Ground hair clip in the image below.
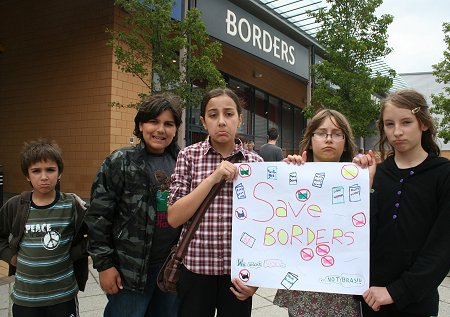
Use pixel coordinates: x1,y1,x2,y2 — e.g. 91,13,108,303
411,107,420,114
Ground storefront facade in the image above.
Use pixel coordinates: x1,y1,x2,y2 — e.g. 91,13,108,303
0,0,323,197
188,0,324,155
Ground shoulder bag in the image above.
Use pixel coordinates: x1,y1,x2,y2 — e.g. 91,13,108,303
157,152,241,293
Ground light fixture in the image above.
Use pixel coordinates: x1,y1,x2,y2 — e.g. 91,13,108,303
253,71,263,78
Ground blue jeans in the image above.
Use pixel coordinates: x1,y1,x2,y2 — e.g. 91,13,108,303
104,264,178,317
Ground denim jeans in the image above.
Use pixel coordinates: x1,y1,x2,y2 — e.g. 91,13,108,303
104,263,178,317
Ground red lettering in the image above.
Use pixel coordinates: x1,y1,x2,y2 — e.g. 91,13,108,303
253,182,275,222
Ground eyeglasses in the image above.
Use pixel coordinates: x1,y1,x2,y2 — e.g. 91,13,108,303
312,132,345,140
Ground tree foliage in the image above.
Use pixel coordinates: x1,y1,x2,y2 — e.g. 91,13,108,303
308,0,394,137
109,0,225,108
431,22,450,143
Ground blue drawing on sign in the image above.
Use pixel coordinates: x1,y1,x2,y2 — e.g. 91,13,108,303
240,232,256,248
235,183,246,199
289,172,297,185
312,172,325,188
332,186,345,204
281,272,299,289
267,166,277,180
349,184,361,202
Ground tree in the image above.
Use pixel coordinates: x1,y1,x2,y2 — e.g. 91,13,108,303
431,22,450,143
308,0,394,137
109,0,225,108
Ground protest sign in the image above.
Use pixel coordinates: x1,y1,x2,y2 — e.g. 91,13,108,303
231,162,369,295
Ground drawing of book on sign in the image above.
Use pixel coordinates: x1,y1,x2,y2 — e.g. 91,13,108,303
312,172,325,188
235,183,246,199
289,172,298,185
332,186,345,204
349,184,361,202
267,166,277,180
240,232,256,248
281,272,299,289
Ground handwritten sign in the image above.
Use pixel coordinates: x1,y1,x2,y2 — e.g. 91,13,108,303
231,162,369,295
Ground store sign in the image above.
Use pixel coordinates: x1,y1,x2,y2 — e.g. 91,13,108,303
196,0,309,78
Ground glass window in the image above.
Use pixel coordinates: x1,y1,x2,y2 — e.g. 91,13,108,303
268,96,280,131
281,102,293,155
229,79,252,136
293,107,304,153
254,89,267,151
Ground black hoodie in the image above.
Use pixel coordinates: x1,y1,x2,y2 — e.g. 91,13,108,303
368,154,450,316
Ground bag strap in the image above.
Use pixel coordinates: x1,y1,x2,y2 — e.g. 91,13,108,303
175,152,242,260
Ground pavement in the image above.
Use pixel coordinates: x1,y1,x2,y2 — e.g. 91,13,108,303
0,259,287,317
1,260,450,316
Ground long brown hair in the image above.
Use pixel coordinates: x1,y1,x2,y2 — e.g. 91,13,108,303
377,89,439,160
300,109,357,162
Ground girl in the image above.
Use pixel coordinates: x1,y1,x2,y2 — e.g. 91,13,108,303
86,94,182,317
354,89,450,316
167,88,263,317
273,109,361,317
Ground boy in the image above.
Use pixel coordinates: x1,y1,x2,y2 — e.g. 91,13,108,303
0,138,88,317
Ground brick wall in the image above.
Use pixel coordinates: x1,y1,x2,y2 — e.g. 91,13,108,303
0,0,147,198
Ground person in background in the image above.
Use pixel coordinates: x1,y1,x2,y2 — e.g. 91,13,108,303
259,127,283,161
274,109,361,317
168,88,263,317
86,94,182,317
0,138,88,317
246,140,257,153
353,89,450,316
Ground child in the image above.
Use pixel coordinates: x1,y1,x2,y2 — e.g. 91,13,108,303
86,94,182,317
167,88,263,316
0,138,88,317
273,109,361,317
353,89,450,316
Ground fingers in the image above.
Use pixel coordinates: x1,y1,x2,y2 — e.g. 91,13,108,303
353,151,375,168
301,151,307,162
212,161,237,182
230,279,257,301
116,274,123,291
363,287,393,312
284,153,307,165
99,267,122,295
10,255,18,266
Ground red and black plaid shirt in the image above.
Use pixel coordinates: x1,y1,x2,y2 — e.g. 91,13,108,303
168,138,263,275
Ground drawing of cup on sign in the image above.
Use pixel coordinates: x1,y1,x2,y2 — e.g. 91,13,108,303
267,166,277,180
235,207,247,220
349,184,361,202
296,188,311,202
240,232,256,248
281,272,299,289
235,183,246,199
239,164,251,178
239,269,250,283
289,172,297,185
332,186,345,204
312,172,325,188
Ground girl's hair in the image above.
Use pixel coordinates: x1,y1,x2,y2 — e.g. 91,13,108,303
200,88,243,118
377,89,440,160
21,138,64,176
133,93,183,159
300,109,357,162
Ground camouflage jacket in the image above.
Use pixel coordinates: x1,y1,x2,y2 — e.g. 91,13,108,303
86,142,176,292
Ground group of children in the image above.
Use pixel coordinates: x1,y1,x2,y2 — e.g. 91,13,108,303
1,87,450,317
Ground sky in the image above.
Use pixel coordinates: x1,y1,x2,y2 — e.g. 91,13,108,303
376,0,449,74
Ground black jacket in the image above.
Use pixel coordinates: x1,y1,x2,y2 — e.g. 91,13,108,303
369,154,450,315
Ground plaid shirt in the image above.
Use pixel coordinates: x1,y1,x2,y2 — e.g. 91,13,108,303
168,138,263,275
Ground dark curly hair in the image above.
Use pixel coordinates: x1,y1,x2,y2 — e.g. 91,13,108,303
133,94,183,159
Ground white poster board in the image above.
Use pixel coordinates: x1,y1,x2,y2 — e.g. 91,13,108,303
231,162,369,295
